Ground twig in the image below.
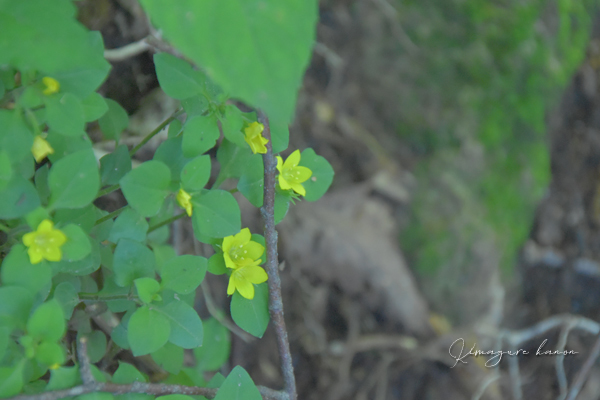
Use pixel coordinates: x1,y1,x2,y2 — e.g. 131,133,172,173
565,330,600,400
556,321,576,400
258,110,297,400
104,39,153,62
77,337,95,385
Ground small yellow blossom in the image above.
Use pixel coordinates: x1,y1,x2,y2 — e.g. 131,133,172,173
49,363,61,370
227,264,268,299
22,219,67,264
31,135,54,163
276,150,312,196
42,77,60,95
222,228,265,270
176,188,193,216
243,122,269,154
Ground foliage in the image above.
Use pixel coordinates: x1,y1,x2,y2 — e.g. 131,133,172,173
0,0,331,398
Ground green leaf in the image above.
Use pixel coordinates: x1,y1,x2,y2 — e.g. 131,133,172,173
191,190,241,238
270,119,290,154
100,145,132,185
46,129,93,162
0,109,33,166
27,300,66,342
51,237,101,276
108,207,148,244
54,203,97,233
45,93,85,137
193,318,230,372
274,191,290,224
140,0,318,126
214,139,253,187
1,245,51,296
237,154,264,207
111,309,133,350
153,245,177,275
134,278,161,304
48,148,100,210
160,255,207,295
82,92,108,122
0,151,13,189
182,115,220,158
213,366,261,400
0,328,7,361
157,396,193,400
300,148,334,202
152,342,184,375
230,283,269,338
154,53,203,100
181,95,209,118
52,282,79,319
153,136,193,183
99,99,129,142
159,301,203,349
34,164,50,204
0,176,40,218
128,305,171,356
220,106,245,148
180,155,211,192
35,341,65,366
168,119,183,138
85,330,107,364
0,364,24,398
112,362,146,384
61,224,92,261
113,238,156,287
0,286,33,330
120,160,171,217
46,366,81,391
207,253,227,276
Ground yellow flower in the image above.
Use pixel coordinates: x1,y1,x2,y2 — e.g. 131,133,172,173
176,188,193,216
222,228,265,270
22,219,67,264
42,77,60,95
243,122,269,154
31,135,54,163
276,150,312,196
49,363,61,370
227,264,268,299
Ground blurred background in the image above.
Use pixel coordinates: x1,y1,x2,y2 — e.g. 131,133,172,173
82,0,600,398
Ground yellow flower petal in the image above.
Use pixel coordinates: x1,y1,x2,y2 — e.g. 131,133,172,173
176,188,193,216
42,77,60,95
222,228,265,271
278,175,292,191
275,150,312,196
22,219,66,264
294,166,313,182
243,241,265,261
276,156,284,174
290,182,306,196
31,136,54,163
283,149,301,169
243,265,268,284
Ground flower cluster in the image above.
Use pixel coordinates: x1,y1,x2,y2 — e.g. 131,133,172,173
243,122,269,154
22,219,66,264
222,228,268,299
276,150,312,196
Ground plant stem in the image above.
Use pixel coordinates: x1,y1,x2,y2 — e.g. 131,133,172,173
96,184,120,199
129,108,184,157
95,206,127,226
147,213,186,233
258,110,297,400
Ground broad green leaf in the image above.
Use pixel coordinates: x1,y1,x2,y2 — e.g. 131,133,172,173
0,151,12,189
111,309,133,350
82,92,108,122
220,106,245,148
112,362,146,384
54,203,97,233
182,115,220,158
84,330,107,364
270,119,290,154
48,149,100,210
153,136,193,183
0,109,33,165
207,253,227,276
300,148,334,202
230,283,269,338
237,154,264,207
153,245,177,275
191,189,241,238
274,191,291,224
0,176,40,218
0,328,7,361
193,318,230,372
46,366,81,391
34,164,50,204
99,99,129,142
79,393,114,400
51,237,101,276
0,286,33,330
154,53,202,100
0,244,51,296
159,301,203,349
0,364,24,398
100,145,132,185
168,119,183,138
140,0,318,126
152,342,184,375
61,224,92,261
108,207,148,244
134,278,161,304
35,341,65,366
128,305,170,356
180,155,211,192
214,139,253,187
113,238,156,287
52,282,79,319
160,255,207,295
120,160,171,217
213,366,261,400
46,129,93,162
157,396,193,400
45,93,85,137
25,207,49,230
27,300,65,341
181,95,209,118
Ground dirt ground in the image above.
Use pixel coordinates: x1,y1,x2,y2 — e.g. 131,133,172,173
83,0,600,399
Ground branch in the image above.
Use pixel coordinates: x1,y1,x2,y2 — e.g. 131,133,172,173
565,330,600,400
6,337,287,400
258,111,297,400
